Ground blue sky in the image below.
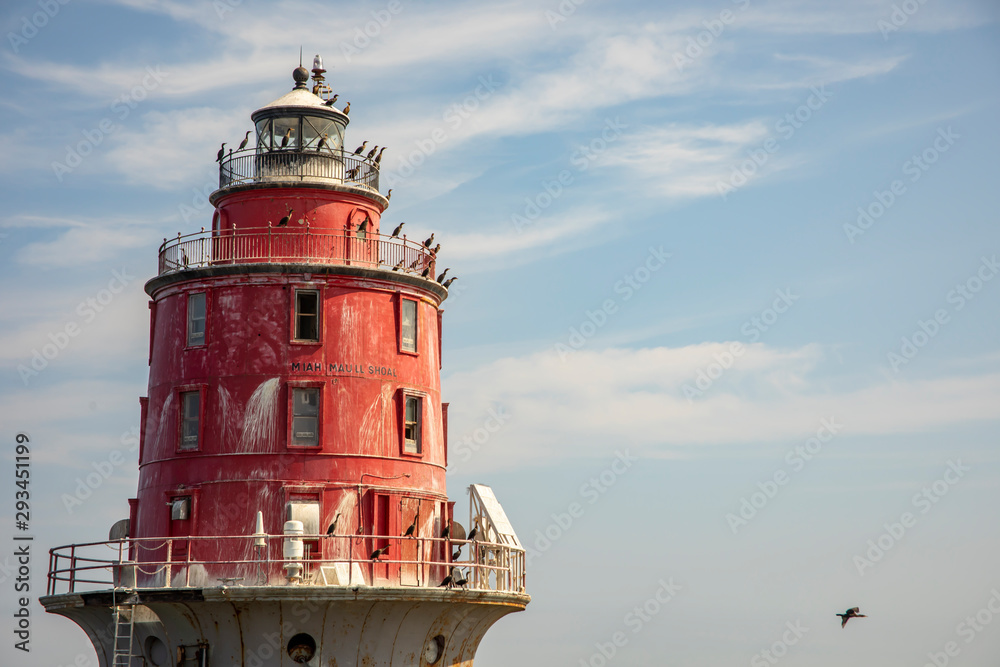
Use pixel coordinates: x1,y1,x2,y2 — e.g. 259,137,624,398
2,0,999,665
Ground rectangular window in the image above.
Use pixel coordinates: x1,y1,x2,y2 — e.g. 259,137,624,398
187,293,206,346
291,387,320,447
180,391,200,450
295,290,320,341
401,299,417,353
404,396,422,454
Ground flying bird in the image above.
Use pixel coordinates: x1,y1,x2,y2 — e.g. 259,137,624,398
277,209,294,227
324,94,339,106
370,545,390,560
391,222,405,237
280,128,293,148
326,513,341,536
353,141,368,155
216,142,226,162
423,233,435,248
442,277,458,289
374,147,387,164
836,608,867,628
238,130,251,151
343,102,351,115
366,145,379,160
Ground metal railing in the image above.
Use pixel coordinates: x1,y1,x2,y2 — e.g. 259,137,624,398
47,534,525,596
157,226,435,277
219,147,380,191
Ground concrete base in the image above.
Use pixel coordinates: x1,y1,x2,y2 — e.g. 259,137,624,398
41,586,529,667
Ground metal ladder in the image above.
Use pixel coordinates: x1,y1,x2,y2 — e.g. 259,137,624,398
111,588,136,667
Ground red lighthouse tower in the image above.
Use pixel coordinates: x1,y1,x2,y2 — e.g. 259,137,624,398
42,59,528,667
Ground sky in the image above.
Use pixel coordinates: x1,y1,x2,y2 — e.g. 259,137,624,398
1,0,999,665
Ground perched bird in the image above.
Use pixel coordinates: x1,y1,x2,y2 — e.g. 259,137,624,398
441,522,451,539
238,130,251,151
408,258,421,271
366,145,379,160
317,134,329,151
836,608,867,628
386,189,393,201
442,276,458,289
438,573,453,588
374,147,387,164
358,217,368,233
346,167,360,180
353,141,368,155
421,266,431,278
280,128,293,148
392,259,405,271
391,222,405,238
326,513,341,537
370,545,390,560
437,268,450,283
324,94,339,106
454,571,468,588
277,209,294,227
431,243,441,255
216,142,226,162
403,513,418,538
343,102,351,115
451,548,462,560
423,233,435,248
467,524,478,541
181,249,189,269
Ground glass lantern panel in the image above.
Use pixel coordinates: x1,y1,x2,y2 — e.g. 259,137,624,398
272,116,299,150
302,116,342,152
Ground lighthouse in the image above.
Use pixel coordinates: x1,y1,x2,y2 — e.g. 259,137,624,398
41,58,528,667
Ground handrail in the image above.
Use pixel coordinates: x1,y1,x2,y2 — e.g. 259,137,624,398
156,226,436,277
46,534,526,596
218,146,380,191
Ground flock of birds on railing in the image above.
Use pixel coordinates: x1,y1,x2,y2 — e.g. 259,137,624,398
324,514,481,589
215,125,389,173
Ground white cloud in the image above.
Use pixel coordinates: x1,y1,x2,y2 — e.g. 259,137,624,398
442,344,1000,472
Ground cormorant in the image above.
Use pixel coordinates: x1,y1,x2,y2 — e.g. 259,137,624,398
403,513,418,538
238,131,251,151
370,545,389,560
343,102,351,115
216,142,226,162
277,209,293,227
442,277,458,289
836,608,867,628
326,513,341,536
280,128,293,148
353,141,368,155
391,222,405,237
375,147,387,164
324,94,339,106
366,145,379,160
423,233,435,248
